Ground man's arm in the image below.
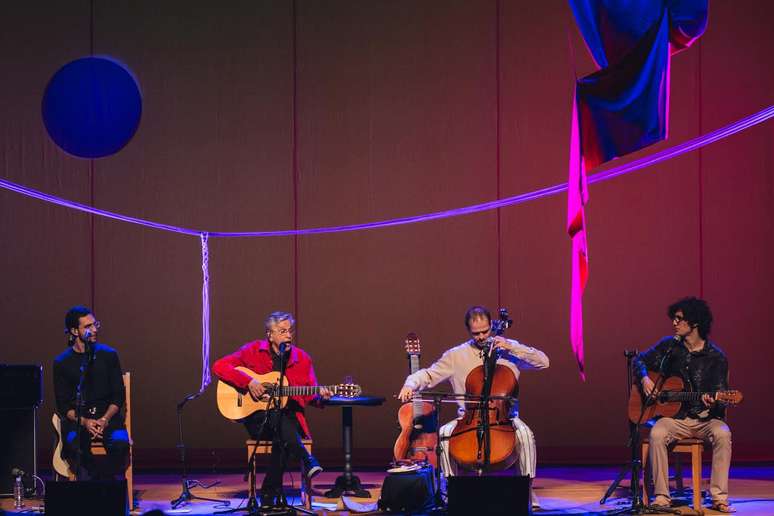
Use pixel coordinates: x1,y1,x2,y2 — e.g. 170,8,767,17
501,338,549,370
212,343,255,390
52,359,74,418
98,350,125,431
399,349,456,401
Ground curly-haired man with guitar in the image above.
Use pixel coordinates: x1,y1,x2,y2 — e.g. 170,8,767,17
633,297,737,513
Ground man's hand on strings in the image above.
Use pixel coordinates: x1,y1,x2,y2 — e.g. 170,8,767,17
641,376,656,397
319,387,333,400
248,379,269,401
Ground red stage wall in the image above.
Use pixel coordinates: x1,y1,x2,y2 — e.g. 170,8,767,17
1,1,772,467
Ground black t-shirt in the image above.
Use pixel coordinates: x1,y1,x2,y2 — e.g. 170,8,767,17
53,343,125,422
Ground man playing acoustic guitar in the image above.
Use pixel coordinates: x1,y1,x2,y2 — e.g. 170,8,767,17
633,297,735,513
213,311,331,506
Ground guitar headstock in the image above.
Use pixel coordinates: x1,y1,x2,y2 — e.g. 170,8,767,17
405,332,421,356
717,390,743,405
334,383,362,398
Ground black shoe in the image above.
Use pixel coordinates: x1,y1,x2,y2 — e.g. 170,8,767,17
304,456,323,481
260,487,282,507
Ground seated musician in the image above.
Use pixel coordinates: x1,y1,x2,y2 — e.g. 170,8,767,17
398,306,549,509
213,311,330,505
53,305,130,480
633,297,734,513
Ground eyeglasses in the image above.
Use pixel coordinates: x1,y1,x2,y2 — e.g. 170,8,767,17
83,321,101,330
269,327,293,336
470,327,491,337
672,315,685,323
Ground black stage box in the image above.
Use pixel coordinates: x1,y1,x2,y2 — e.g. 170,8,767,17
0,364,42,495
45,480,128,516
447,475,531,516
378,465,435,513
0,408,37,496
0,364,43,409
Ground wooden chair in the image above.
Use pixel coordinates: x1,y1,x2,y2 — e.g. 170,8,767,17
642,437,704,511
246,438,314,508
52,372,134,510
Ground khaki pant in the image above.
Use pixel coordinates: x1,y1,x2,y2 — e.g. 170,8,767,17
649,417,732,504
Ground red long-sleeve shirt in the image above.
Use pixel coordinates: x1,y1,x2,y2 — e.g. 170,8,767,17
213,339,321,437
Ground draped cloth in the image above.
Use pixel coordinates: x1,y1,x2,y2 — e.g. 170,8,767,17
567,0,708,380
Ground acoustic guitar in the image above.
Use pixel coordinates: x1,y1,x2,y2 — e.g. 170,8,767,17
216,367,361,420
51,413,74,477
393,332,438,467
628,371,743,424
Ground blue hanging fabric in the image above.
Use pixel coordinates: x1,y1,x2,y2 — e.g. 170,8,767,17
566,0,707,380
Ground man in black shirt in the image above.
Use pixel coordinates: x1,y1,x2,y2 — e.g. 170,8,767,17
53,305,129,480
633,297,734,513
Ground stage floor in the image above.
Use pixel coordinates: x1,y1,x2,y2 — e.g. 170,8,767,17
2,464,773,515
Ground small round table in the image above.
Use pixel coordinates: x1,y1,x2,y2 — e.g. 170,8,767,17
323,395,385,498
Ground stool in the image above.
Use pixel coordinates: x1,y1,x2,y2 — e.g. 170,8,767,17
642,437,705,511
245,439,314,508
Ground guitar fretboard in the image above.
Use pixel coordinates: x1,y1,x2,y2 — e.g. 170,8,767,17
272,385,338,396
660,391,724,402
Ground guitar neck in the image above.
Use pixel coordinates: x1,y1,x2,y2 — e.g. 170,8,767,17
277,385,336,396
662,390,722,402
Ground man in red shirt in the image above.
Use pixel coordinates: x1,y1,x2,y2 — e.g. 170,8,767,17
213,311,330,504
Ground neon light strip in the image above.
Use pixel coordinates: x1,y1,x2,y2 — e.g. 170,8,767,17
2,105,773,237
200,232,211,391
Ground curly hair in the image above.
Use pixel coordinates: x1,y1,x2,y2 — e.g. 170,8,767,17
668,297,713,339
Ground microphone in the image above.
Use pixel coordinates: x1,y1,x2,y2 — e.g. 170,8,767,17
279,341,291,353
11,467,25,477
672,335,683,344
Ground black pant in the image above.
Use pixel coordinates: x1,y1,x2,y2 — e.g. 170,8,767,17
243,410,310,491
62,419,130,480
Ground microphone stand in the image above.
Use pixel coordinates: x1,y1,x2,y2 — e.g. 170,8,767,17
603,348,680,515
72,342,93,480
170,389,227,509
476,342,497,475
270,344,314,516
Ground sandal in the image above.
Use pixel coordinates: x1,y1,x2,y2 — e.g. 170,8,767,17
711,501,736,513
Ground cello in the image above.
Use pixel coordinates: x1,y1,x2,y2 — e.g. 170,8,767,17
393,333,438,466
449,309,519,472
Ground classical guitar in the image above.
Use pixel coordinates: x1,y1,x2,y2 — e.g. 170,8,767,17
628,371,743,424
51,413,74,478
216,367,361,420
393,332,438,467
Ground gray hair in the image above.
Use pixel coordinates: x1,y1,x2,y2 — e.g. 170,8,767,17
264,311,295,331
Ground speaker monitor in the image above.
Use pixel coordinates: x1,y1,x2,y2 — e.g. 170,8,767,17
45,480,128,516
447,475,531,516
378,466,435,513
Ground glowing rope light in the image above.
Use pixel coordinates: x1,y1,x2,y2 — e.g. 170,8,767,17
2,105,772,238
200,232,211,391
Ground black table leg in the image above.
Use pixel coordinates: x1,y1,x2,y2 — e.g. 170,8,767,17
325,406,370,498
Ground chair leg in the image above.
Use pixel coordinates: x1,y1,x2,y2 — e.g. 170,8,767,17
127,461,134,511
691,445,702,510
674,452,684,494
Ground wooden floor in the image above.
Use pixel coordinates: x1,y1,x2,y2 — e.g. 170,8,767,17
3,464,773,515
